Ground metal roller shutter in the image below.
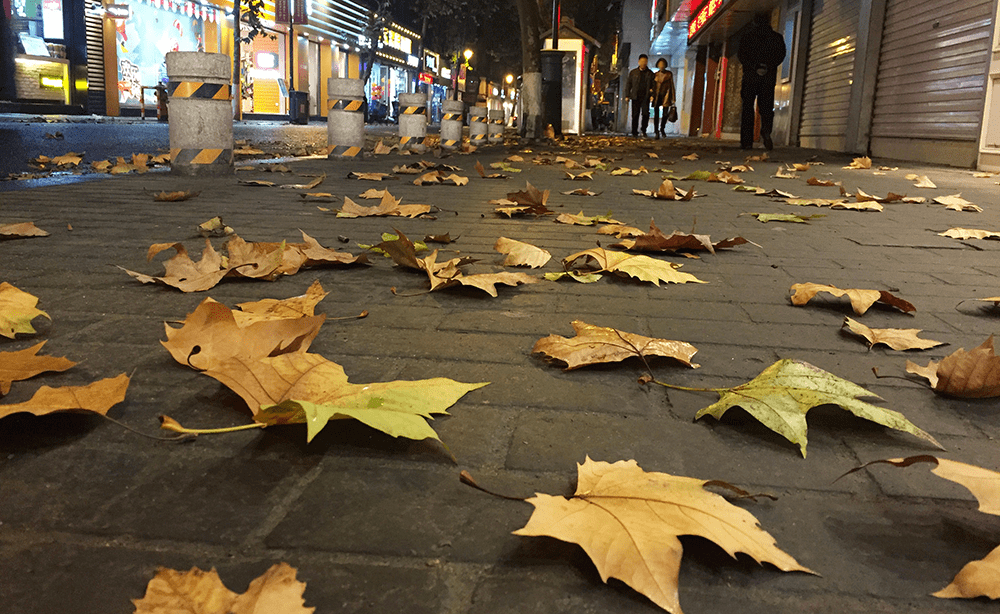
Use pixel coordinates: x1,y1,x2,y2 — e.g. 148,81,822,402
870,0,992,164
799,0,861,151
85,3,105,115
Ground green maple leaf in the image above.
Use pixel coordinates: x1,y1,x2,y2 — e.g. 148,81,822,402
206,353,488,443
691,359,941,457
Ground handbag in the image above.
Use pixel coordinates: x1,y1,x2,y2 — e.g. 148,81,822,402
667,105,678,123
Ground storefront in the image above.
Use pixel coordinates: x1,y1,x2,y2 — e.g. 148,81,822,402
365,22,419,116
5,0,88,111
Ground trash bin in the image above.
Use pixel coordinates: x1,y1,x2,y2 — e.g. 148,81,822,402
289,90,309,125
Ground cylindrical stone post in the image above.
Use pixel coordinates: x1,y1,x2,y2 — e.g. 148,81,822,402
469,106,488,146
397,92,427,152
440,99,464,150
327,78,365,158
487,109,504,144
166,52,233,175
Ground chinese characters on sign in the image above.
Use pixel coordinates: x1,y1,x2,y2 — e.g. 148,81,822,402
381,29,412,55
687,0,724,40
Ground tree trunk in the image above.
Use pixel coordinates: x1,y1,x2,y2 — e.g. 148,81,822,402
514,0,543,139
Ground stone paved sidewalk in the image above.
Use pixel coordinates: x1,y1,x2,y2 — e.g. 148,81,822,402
2,134,1000,613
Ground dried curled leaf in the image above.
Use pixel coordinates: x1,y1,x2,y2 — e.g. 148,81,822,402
843,156,872,169
842,317,944,351
197,216,234,237
790,282,915,315
693,359,940,457
842,456,1000,600
533,320,699,370
543,271,603,283
132,563,314,614
934,194,982,212
564,248,706,286
906,336,1000,398
153,190,200,202
744,212,825,223
494,237,551,268
511,457,813,614
614,219,748,254
0,282,49,338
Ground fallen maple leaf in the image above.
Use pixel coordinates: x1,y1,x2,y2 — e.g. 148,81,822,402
843,156,872,169
373,138,396,155
358,188,388,199
509,457,813,613
564,248,706,286
200,352,488,442
790,282,915,314
0,341,76,395
239,179,276,187
507,182,550,209
842,456,1000,599
614,220,748,254
475,160,507,179
197,216,234,237
413,171,469,186
153,190,201,203
52,152,83,166
685,359,940,457
934,194,983,212
232,280,329,326
0,374,129,421
0,282,49,338
133,563,314,614
598,224,644,238
337,193,431,218
744,212,825,223
561,188,602,196
279,174,326,190
906,336,1000,398
162,296,325,371
424,233,455,244
806,177,837,187
543,271,603,283
555,211,621,226
681,152,699,160
842,317,944,351
938,228,1000,240
0,222,49,238
912,175,937,189
495,237,551,268
611,166,649,176
533,320,699,370
348,171,395,181
564,171,594,181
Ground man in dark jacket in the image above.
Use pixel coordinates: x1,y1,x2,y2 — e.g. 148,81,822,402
738,13,786,150
625,54,655,137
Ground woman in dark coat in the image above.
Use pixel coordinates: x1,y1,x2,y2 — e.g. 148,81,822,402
651,58,675,139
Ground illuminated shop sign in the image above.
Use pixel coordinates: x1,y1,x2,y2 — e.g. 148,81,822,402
687,0,724,40
105,4,131,19
381,29,412,55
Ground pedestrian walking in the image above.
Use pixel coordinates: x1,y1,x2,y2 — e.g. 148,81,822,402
625,54,655,138
737,13,786,150
651,58,675,139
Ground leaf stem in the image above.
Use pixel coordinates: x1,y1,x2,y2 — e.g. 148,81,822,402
459,470,526,502
100,414,196,442
158,415,266,435
648,380,727,393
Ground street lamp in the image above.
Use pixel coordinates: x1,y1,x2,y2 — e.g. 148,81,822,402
463,48,474,63
505,74,514,85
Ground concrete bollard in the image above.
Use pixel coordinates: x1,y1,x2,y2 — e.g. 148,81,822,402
397,92,427,152
440,99,464,150
166,52,233,175
327,78,365,158
488,109,504,145
469,106,488,146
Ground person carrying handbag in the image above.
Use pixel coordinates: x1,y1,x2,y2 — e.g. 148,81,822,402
652,58,676,139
